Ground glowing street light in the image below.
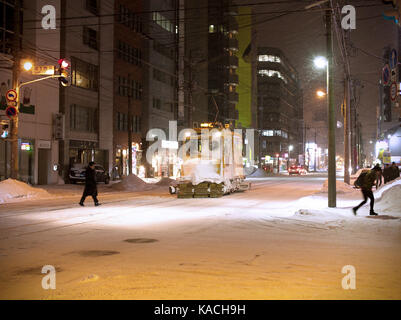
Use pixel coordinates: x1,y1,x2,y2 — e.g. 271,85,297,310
23,61,33,71
316,90,326,98
313,56,328,69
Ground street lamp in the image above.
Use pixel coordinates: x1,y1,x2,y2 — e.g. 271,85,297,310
316,90,326,98
314,56,328,69
22,61,33,71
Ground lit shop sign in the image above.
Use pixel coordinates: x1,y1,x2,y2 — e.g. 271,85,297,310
21,142,32,151
161,140,178,149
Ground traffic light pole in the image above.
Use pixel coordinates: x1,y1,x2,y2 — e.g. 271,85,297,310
9,74,66,180
10,0,21,179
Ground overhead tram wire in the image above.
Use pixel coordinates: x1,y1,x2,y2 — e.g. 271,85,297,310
22,2,386,31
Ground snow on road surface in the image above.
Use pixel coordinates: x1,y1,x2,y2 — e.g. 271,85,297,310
0,176,400,299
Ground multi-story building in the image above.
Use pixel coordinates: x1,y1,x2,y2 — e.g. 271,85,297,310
185,0,239,128
1,0,61,184
142,0,178,177
1,0,115,184
255,47,303,171
59,0,114,181
113,0,144,177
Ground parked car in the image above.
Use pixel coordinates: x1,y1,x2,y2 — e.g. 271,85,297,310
69,163,110,184
288,165,307,175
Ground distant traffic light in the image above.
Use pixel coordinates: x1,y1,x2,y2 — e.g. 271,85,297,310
1,122,9,139
57,58,70,87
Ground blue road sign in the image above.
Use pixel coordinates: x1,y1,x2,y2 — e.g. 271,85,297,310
383,64,391,85
5,106,17,118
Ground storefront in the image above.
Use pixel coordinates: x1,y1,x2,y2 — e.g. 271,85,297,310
19,139,35,184
114,143,143,179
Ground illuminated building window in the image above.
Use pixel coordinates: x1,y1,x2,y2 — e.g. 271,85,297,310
209,24,215,33
258,55,281,63
258,69,288,84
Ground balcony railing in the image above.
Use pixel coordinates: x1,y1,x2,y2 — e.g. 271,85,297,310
225,37,239,51
226,55,239,68
226,73,239,85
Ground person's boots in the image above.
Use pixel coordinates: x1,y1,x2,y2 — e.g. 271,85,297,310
95,202,101,206
369,210,378,216
352,207,358,216
79,202,84,207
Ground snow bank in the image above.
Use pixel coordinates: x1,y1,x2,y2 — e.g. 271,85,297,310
320,179,356,194
247,168,269,178
0,179,50,203
156,177,177,186
111,175,155,192
375,178,401,214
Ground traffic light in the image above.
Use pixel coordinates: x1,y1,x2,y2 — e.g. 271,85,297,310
57,58,70,87
1,120,9,139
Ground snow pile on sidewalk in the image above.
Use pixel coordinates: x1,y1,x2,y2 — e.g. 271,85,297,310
156,177,177,186
375,178,401,214
111,175,155,191
0,179,50,203
320,179,357,194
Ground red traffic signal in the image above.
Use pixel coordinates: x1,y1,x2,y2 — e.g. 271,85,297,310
58,58,70,69
57,58,70,87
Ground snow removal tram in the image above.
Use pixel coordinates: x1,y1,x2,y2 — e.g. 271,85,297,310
170,123,251,198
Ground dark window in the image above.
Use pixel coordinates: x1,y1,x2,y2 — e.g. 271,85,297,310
83,26,98,50
70,104,97,132
86,0,99,15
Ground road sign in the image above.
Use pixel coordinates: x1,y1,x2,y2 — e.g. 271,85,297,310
390,81,397,101
383,64,391,85
6,100,18,107
5,106,18,118
32,65,55,75
6,89,17,102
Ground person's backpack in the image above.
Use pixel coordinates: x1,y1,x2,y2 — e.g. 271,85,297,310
354,171,367,188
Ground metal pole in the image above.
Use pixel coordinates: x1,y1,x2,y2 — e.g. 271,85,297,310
128,74,133,176
344,77,350,184
177,0,185,124
326,5,336,207
10,0,21,179
314,129,317,172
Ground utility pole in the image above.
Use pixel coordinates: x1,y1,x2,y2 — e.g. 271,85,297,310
178,0,185,127
313,128,317,172
343,77,351,184
10,0,21,179
127,74,133,176
326,4,336,207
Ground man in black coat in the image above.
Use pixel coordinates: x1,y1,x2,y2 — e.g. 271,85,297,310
79,161,100,206
391,162,400,180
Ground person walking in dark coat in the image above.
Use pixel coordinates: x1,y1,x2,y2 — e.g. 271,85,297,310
79,161,100,206
383,164,392,184
391,162,400,180
352,165,382,216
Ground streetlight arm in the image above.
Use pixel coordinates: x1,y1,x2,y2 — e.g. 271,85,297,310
17,75,62,89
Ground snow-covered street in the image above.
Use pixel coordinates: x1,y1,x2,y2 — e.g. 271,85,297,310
0,176,400,299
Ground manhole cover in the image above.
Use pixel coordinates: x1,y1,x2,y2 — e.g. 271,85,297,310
75,250,120,257
124,238,159,244
14,266,62,276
